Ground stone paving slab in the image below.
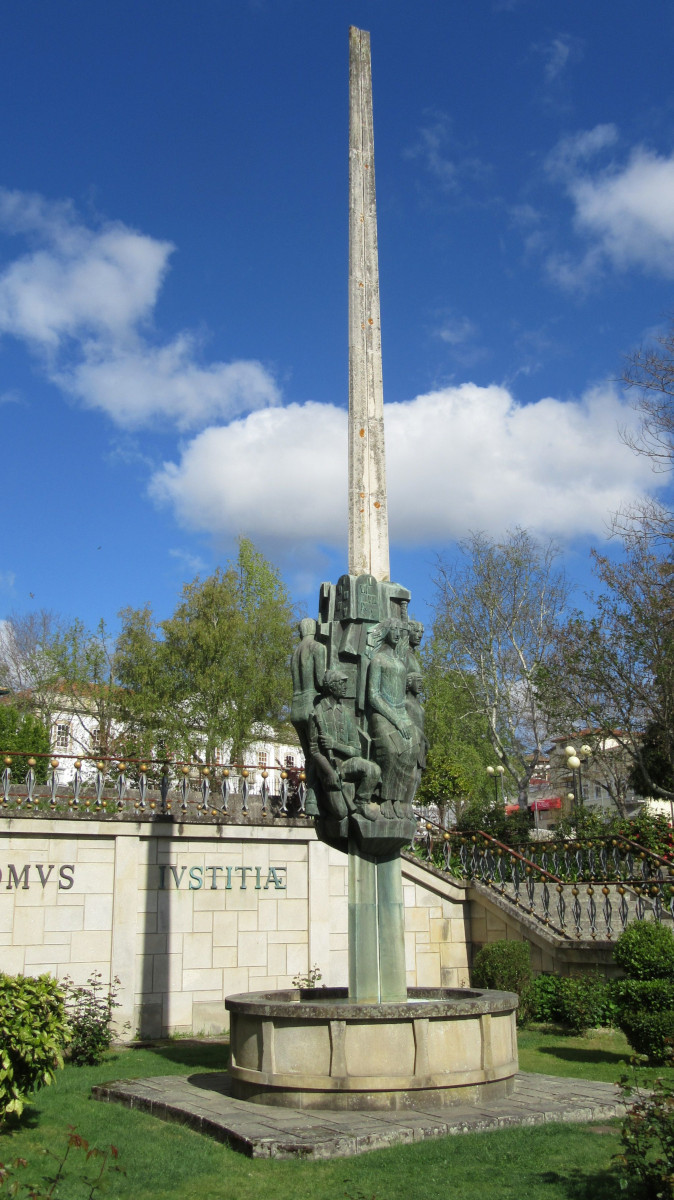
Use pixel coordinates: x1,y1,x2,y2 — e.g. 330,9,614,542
92,1071,628,1159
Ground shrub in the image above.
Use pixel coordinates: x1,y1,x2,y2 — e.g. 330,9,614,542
556,975,618,1034
471,940,531,1021
611,978,674,1013
614,921,674,981
0,973,69,1122
611,976,674,1063
525,973,561,1023
615,1046,674,1197
62,973,121,1066
612,922,674,1063
526,972,617,1033
618,1011,674,1065
619,808,674,858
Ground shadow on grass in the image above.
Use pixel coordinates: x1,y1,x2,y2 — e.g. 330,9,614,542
539,1168,619,1199
142,1043,229,1071
1,1108,40,1134
536,1045,627,1067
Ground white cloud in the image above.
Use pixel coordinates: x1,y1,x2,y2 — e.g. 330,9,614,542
544,131,674,286
435,316,478,346
404,113,490,196
0,188,279,428
545,124,618,176
169,548,207,574
60,338,277,431
571,150,674,273
150,382,659,550
150,401,346,545
543,36,572,83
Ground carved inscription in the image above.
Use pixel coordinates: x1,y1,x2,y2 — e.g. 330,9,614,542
158,865,287,891
1,864,74,890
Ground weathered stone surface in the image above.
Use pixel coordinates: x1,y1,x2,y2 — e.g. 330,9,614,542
225,986,518,1109
348,27,389,584
93,1070,629,1159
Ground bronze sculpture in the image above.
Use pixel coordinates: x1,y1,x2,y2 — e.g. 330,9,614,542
290,578,424,857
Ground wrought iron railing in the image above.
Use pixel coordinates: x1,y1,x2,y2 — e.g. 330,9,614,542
491,835,673,885
410,821,674,941
0,750,309,822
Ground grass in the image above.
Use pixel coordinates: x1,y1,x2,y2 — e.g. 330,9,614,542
519,1023,674,1086
0,1031,654,1200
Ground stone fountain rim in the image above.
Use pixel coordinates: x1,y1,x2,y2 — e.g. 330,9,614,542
225,985,518,1020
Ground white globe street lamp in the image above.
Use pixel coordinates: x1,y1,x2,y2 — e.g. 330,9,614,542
563,743,592,811
486,764,506,804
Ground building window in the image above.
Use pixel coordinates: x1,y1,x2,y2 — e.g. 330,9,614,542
285,754,295,769
55,724,70,751
257,751,267,769
594,784,602,800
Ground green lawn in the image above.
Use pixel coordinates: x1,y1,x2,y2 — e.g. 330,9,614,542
0,1032,649,1200
519,1023,674,1086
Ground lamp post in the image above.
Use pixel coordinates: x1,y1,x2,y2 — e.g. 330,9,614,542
564,743,592,813
486,764,506,805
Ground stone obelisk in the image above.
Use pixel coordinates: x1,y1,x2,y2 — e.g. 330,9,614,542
290,27,417,1008
348,25,390,584
347,27,406,1004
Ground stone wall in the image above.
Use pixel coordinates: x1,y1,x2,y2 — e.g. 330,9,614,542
0,818,471,1038
469,886,620,977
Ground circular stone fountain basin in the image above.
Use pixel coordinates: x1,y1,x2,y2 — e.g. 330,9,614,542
226,987,518,1110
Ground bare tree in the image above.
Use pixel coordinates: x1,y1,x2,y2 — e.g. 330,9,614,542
615,324,674,546
432,529,571,810
0,611,120,756
540,540,674,808
0,610,67,730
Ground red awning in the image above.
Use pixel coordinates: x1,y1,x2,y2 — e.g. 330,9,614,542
505,796,562,814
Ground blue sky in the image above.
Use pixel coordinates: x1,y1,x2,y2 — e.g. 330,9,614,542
2,0,674,635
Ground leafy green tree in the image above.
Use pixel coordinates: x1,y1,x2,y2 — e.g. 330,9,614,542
48,619,120,757
417,664,494,823
0,705,50,782
115,538,295,763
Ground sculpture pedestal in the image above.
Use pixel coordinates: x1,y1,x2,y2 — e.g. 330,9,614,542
348,844,406,1002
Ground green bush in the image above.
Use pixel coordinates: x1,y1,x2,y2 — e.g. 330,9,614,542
618,807,674,858
613,920,674,981
618,1011,674,1066
62,972,121,1065
610,978,674,1013
0,973,69,1122
611,979,674,1063
526,972,617,1034
612,922,674,1063
471,940,531,1021
525,973,560,1023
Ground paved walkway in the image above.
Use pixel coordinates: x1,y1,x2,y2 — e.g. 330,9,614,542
92,1072,628,1160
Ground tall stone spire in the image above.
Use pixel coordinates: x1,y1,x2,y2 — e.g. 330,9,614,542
348,26,390,582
